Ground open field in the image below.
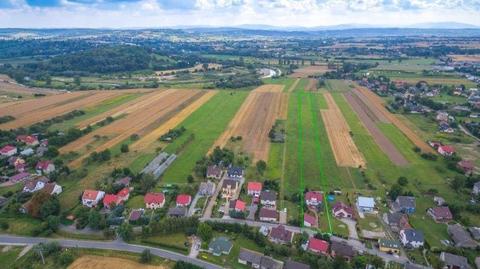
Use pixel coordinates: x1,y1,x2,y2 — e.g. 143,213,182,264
68,255,169,269
289,65,330,78
0,75,57,100
449,54,480,62
209,84,284,161
160,91,248,183
354,85,435,154
320,92,365,167
61,90,204,166
131,90,217,150
370,58,436,72
155,63,222,76
305,78,318,91
0,91,128,129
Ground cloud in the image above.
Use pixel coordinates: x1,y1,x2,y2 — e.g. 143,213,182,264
0,0,478,28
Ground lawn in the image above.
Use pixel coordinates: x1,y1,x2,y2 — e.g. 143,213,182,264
325,79,354,92
370,58,436,72
0,246,22,268
139,232,190,254
161,91,249,184
125,195,145,209
0,214,42,236
47,93,143,131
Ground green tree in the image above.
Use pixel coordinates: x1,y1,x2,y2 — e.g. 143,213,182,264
74,76,81,86
256,160,267,175
451,176,465,192
120,144,129,153
46,215,60,232
397,176,408,186
88,210,103,230
140,249,152,263
58,251,74,265
197,222,213,242
117,223,133,241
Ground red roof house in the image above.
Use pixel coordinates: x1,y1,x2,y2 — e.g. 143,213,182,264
176,194,192,207
35,160,55,174
428,207,453,223
16,135,39,146
438,145,455,156
457,160,474,175
332,202,354,219
308,238,329,255
305,191,323,206
229,199,246,212
82,189,105,207
144,193,165,209
117,188,130,202
103,194,120,209
247,182,262,197
303,213,318,227
0,145,17,156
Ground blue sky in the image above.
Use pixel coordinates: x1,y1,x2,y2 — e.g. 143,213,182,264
0,0,479,28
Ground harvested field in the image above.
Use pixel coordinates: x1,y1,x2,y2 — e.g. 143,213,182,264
0,74,57,100
131,90,217,150
449,54,480,62
287,78,300,92
290,65,330,78
210,84,283,161
279,93,289,120
305,78,318,91
68,255,168,269
61,90,203,167
344,92,408,166
320,92,365,167
0,91,125,129
354,86,434,154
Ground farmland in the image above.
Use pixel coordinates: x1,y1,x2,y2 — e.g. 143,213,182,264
290,64,330,78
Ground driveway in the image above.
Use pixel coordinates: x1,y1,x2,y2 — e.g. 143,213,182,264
203,178,224,218
0,234,221,269
339,218,359,240
187,193,201,217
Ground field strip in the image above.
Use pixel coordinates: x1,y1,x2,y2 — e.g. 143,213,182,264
208,84,283,161
287,78,300,92
350,90,389,123
320,92,366,168
278,92,289,120
131,90,218,151
344,92,409,166
0,91,123,129
354,86,435,154
60,90,198,160
296,92,305,227
308,92,333,233
76,90,169,129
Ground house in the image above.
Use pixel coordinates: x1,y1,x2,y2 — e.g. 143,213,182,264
438,145,455,156
35,160,55,175
269,225,293,244
428,141,442,149
378,239,401,254
229,199,246,212
206,165,223,180
447,224,478,249
330,241,355,261
305,191,323,207
468,227,480,240
22,177,48,193
238,248,283,269
259,208,277,222
260,190,277,208
457,160,474,175
392,196,416,214
35,145,48,157
144,192,165,209
117,188,130,202
284,260,311,269
42,183,62,195
0,196,7,208
476,257,480,269
332,202,354,219
247,182,262,197
472,181,480,195
404,263,424,269
176,194,192,207
440,252,471,269
221,179,239,199
399,229,424,248
82,190,105,207
384,212,410,233
227,166,244,179
208,237,233,256
434,196,446,206
129,209,144,223
436,111,449,122
0,145,17,157
20,148,34,156
307,238,329,255
168,206,187,217
103,194,120,209
9,172,30,183
303,213,318,227
428,206,453,223
199,181,216,196
16,135,39,146
114,176,131,187
357,196,375,213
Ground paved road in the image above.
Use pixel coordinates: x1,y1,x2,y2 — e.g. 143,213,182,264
0,234,221,269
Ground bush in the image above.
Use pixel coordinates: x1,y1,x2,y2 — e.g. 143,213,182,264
120,144,129,153
140,249,152,263
58,251,75,265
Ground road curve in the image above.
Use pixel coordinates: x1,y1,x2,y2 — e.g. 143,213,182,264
0,234,221,269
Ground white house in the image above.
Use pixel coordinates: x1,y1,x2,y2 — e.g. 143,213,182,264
43,183,63,195
82,189,105,207
35,160,55,175
357,196,375,213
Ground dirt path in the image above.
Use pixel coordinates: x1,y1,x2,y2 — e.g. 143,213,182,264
344,92,409,166
209,84,283,161
131,90,217,151
305,78,318,91
287,78,300,92
321,92,366,168
354,86,434,154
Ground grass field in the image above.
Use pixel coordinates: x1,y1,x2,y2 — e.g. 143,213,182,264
367,70,477,87
370,58,436,72
262,77,295,91
0,246,22,269
160,91,249,184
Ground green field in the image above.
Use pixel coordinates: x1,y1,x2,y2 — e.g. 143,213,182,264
160,91,249,184
370,58,436,72
367,70,477,87
262,77,296,91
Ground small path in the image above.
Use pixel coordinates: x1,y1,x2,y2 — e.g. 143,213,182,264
17,244,32,260
188,236,200,258
287,78,300,92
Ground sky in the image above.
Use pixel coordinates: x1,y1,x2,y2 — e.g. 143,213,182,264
0,0,479,28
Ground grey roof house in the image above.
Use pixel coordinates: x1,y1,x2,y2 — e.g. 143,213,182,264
208,237,233,256
199,181,216,196
392,196,416,214
448,224,478,249
440,252,471,269
238,248,283,269
284,260,311,269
